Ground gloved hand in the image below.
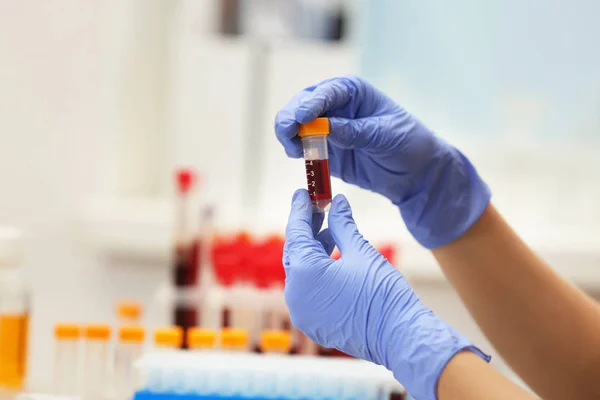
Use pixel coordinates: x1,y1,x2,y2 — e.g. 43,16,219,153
275,75,491,248
284,190,490,400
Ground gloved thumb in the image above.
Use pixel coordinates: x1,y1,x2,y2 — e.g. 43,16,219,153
327,194,366,255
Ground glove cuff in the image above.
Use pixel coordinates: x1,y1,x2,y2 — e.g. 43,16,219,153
386,319,491,400
399,148,491,249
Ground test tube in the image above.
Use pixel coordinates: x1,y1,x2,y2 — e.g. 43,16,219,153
258,330,293,399
184,328,217,396
259,330,292,355
187,328,216,352
151,327,184,393
54,324,81,395
113,326,145,399
173,169,200,343
219,328,249,352
83,325,111,400
0,227,29,391
298,118,332,212
116,301,142,326
154,326,183,351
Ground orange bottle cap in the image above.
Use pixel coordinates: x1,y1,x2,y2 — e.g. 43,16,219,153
117,301,142,320
85,324,111,340
187,328,216,349
119,325,145,343
260,330,292,353
154,326,183,348
298,118,330,137
55,324,81,340
220,328,249,350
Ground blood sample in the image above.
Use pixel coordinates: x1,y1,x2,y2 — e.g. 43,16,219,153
298,118,332,212
172,168,200,348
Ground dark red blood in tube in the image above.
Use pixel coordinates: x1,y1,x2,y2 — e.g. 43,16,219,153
305,159,332,208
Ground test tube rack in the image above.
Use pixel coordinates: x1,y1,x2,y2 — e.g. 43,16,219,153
133,350,405,400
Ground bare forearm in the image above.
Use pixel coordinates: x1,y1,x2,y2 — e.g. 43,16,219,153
438,351,536,400
432,204,600,399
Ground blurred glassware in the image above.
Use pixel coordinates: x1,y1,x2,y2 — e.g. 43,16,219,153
0,227,29,392
218,0,348,41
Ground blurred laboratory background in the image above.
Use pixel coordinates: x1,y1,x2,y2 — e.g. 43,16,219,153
1,0,600,397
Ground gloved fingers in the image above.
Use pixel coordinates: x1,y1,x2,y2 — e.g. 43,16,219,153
284,189,330,265
286,189,317,242
315,228,335,255
294,77,356,124
274,90,314,158
327,194,367,255
311,210,325,237
328,115,406,150
282,210,326,275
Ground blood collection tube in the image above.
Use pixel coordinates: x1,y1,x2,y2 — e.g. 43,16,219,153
298,118,332,212
154,326,183,351
117,301,142,326
83,325,111,400
114,326,145,399
150,327,184,394
219,328,249,352
187,328,216,352
54,324,81,395
259,330,292,355
173,169,200,346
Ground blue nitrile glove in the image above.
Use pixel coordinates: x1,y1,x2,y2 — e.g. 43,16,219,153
274,75,491,248
284,190,490,400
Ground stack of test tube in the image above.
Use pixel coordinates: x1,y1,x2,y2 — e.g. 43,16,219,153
52,323,147,399
208,233,398,355
165,166,399,357
133,329,405,400
52,324,407,400
52,323,182,400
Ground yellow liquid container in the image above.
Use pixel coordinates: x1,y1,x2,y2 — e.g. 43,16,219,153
0,228,29,391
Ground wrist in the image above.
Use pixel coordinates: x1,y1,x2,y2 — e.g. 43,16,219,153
383,311,491,400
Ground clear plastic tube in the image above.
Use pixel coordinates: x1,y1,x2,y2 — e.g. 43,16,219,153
299,118,332,213
219,328,249,352
150,327,184,393
54,324,81,395
113,326,145,399
83,325,110,400
187,328,216,352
